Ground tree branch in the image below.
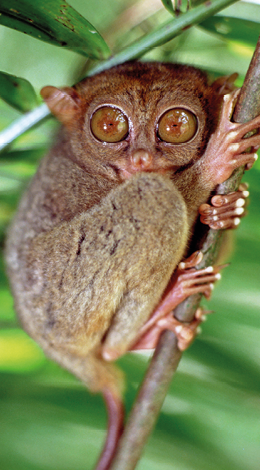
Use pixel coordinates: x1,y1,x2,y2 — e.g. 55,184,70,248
108,35,260,470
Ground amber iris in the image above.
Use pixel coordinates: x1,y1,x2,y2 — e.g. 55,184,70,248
91,106,129,143
158,108,197,143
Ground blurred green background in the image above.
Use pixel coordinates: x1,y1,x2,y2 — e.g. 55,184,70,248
0,1,259,469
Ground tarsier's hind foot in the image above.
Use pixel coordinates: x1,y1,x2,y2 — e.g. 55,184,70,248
132,252,226,351
199,183,249,230
134,306,211,352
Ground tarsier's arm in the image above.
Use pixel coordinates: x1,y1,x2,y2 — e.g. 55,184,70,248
131,91,257,354
171,91,257,223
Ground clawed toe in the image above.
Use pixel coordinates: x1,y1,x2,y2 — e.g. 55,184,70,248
199,183,249,230
132,307,212,352
131,254,226,352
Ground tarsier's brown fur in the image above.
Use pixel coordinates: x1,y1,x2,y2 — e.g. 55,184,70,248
6,62,258,470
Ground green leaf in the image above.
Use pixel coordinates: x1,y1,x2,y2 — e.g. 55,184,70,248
0,329,45,372
161,0,206,15
89,0,238,76
191,0,208,7
200,16,260,46
161,0,176,15
0,71,38,112
0,0,110,59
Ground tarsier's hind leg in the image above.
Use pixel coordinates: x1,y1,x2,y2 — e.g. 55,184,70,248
7,172,189,470
97,173,189,361
130,182,250,353
131,251,225,352
12,172,188,357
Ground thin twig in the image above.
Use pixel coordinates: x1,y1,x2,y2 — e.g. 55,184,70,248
109,36,260,470
110,333,181,470
0,104,50,152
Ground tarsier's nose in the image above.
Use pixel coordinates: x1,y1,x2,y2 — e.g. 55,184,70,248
130,149,153,172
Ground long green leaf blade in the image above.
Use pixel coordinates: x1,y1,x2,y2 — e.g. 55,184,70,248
200,16,260,46
0,71,38,112
161,0,206,15
161,0,176,15
89,0,238,76
0,0,110,59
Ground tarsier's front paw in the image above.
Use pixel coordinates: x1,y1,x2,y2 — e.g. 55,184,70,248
203,90,259,185
132,252,226,351
199,183,249,230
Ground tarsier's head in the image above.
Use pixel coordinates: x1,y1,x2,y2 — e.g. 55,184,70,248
41,62,236,179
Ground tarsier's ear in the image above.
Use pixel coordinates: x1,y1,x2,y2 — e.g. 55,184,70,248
40,86,81,125
211,73,238,95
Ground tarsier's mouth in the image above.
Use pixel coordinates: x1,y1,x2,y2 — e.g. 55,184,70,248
119,166,170,180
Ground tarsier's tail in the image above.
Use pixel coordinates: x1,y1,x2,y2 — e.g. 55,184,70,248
94,387,124,470
40,346,125,470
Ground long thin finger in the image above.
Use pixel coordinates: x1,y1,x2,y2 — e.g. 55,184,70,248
178,264,227,282
181,273,221,288
178,251,203,270
202,217,242,230
211,192,248,208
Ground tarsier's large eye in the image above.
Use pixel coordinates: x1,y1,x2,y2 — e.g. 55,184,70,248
157,108,197,143
90,106,129,143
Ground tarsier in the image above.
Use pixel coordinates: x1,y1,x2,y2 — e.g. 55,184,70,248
5,62,260,470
